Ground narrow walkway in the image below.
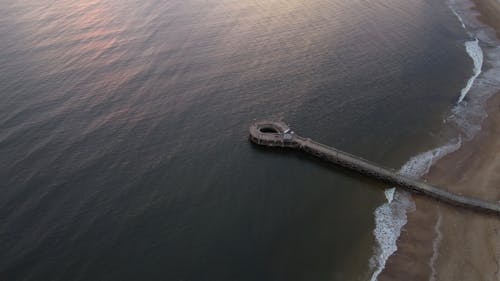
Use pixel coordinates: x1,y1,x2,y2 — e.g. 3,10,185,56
249,120,500,215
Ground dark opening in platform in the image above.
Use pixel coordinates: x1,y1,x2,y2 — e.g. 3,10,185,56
259,127,279,134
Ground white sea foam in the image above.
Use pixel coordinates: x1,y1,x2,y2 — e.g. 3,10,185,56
384,188,396,204
369,139,461,281
399,138,462,178
369,190,414,281
451,44,500,139
428,209,443,281
449,4,466,29
457,39,483,104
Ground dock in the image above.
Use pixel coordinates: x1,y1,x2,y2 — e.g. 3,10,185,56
249,120,500,215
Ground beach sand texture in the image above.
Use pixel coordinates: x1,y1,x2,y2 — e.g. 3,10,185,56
378,0,500,280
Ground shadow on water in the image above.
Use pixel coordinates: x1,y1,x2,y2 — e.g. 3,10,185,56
248,141,390,191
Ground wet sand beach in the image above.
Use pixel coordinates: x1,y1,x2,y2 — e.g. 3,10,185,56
379,0,500,279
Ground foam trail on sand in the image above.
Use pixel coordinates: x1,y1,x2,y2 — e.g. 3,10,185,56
428,209,443,281
458,39,483,104
369,139,461,281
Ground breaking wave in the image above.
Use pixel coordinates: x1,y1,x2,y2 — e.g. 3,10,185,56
369,139,461,281
449,4,466,29
458,39,483,104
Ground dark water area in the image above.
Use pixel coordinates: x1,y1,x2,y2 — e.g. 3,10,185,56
0,0,471,280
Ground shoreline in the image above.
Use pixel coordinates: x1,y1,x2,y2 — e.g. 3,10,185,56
377,0,500,280
378,91,500,281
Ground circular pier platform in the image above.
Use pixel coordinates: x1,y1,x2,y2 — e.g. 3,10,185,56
248,120,299,148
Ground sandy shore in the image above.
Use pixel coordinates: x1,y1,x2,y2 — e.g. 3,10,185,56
377,0,500,280
472,0,500,40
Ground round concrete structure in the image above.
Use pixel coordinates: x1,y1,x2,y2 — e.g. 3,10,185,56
248,120,299,148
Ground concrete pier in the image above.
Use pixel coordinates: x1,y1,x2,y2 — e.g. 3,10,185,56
249,120,500,215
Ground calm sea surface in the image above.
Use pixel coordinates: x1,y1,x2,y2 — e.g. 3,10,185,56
0,0,471,280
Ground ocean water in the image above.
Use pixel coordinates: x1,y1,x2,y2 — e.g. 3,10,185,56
0,0,479,280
